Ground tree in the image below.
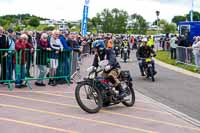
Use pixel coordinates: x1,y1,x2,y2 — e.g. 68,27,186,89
92,8,128,33
186,11,200,21
159,19,177,33
43,26,55,31
67,22,73,30
172,16,186,24
28,17,40,27
14,25,21,31
129,13,147,34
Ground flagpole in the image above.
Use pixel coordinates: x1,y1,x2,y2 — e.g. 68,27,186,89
191,0,194,22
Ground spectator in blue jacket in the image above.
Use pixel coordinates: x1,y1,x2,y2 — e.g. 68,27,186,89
56,31,73,84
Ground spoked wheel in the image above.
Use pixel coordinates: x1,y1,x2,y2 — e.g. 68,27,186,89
75,81,103,113
122,85,135,107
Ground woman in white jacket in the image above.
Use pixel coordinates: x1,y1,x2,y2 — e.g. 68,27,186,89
192,36,200,68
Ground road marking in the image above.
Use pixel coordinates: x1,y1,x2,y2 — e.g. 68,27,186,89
0,91,74,94
0,93,170,115
0,117,78,133
34,91,76,100
34,92,165,111
1,93,200,132
0,103,157,133
112,105,172,115
136,91,200,128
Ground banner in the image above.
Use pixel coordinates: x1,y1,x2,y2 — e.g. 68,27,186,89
81,0,89,36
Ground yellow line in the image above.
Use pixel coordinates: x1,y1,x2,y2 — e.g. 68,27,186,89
0,103,157,133
0,93,78,108
0,91,74,94
34,91,76,100
1,93,200,132
0,117,78,133
34,92,170,115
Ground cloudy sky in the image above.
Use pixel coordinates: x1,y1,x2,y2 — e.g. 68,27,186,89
0,0,199,22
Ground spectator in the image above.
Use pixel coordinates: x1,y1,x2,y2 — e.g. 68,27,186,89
14,34,33,88
192,36,200,69
35,33,50,86
48,30,63,86
6,29,15,81
0,26,9,84
170,35,178,59
56,31,72,84
26,31,34,77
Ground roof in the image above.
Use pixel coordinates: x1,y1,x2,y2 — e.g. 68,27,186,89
178,21,200,25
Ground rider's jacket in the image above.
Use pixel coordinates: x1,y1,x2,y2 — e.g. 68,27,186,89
147,38,154,47
122,40,130,49
92,48,120,69
137,45,155,59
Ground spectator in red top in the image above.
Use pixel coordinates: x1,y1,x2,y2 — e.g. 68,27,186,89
14,34,33,88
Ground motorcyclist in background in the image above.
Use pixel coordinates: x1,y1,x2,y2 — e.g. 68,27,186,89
113,36,122,56
91,40,126,99
121,38,131,58
137,38,157,76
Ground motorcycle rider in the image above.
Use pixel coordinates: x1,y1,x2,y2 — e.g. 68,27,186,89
113,36,121,56
92,40,126,99
121,38,130,58
137,38,157,76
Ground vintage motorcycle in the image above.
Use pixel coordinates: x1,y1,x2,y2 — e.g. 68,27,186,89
75,60,135,113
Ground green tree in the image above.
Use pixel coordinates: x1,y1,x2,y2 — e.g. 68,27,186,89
14,25,21,31
43,26,55,31
186,11,200,21
28,17,40,27
159,19,177,33
172,16,186,24
93,8,128,33
0,19,7,26
67,22,73,30
129,13,147,34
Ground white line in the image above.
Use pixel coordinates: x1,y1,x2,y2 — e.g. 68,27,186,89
136,90,200,127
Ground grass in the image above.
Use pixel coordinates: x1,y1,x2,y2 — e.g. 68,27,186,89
156,50,200,74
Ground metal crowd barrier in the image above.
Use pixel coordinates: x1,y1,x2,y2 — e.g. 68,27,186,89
81,44,90,57
0,48,73,90
176,46,195,66
71,51,79,78
70,44,91,82
0,49,16,90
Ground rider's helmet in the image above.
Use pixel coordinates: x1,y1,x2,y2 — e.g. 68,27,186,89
92,40,105,49
142,38,148,42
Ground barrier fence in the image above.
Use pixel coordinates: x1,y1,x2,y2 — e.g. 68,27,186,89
176,46,196,67
0,44,91,90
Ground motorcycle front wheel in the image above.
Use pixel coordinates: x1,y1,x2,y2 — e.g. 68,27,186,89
75,81,103,113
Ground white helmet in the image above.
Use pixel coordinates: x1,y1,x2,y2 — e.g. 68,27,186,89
142,38,148,42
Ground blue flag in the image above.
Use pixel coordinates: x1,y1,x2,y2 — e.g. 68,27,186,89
81,0,89,36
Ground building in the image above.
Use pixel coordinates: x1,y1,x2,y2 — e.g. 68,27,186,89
40,19,68,31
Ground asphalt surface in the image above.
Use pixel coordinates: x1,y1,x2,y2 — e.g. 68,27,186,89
0,53,200,133
123,51,200,122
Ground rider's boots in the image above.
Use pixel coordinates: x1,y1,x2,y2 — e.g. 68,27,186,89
116,84,126,99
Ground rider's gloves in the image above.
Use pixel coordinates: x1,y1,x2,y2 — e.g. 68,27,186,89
104,65,112,72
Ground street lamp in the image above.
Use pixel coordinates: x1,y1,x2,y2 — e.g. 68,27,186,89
156,11,160,34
